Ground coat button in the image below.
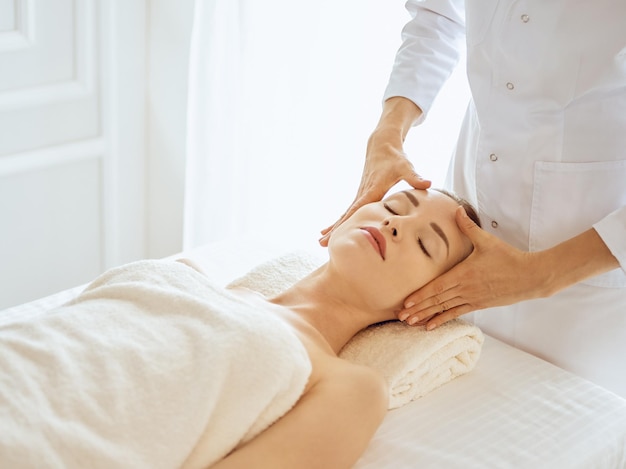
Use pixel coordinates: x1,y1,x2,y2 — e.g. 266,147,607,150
521,14,530,23
506,82,515,90
491,220,499,228
489,153,498,161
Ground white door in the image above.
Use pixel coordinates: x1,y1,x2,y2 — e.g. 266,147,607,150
0,0,147,309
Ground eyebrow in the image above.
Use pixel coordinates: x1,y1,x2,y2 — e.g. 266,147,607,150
430,222,450,257
401,190,419,206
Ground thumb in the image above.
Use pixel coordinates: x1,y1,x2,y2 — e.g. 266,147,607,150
455,205,484,244
405,172,432,190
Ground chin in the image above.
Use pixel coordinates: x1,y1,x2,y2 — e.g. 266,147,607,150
328,233,369,264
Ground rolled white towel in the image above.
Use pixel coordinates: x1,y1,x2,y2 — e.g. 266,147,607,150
339,319,483,409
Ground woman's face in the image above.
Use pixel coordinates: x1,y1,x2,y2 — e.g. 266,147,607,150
328,189,473,309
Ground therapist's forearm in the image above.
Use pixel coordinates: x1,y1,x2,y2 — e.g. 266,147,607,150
537,228,620,296
374,97,423,142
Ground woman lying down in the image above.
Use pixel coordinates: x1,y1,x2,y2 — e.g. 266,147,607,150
0,188,480,469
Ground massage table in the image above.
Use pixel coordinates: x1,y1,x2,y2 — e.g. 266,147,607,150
2,236,625,468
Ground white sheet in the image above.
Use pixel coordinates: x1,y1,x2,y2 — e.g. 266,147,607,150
356,336,626,468
2,235,626,468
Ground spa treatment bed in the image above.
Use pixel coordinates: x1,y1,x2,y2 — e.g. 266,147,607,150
1,236,625,468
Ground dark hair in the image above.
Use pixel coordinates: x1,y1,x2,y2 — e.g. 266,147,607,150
433,188,482,228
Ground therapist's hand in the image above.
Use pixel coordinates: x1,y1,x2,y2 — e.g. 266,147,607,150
319,126,431,247
398,206,542,329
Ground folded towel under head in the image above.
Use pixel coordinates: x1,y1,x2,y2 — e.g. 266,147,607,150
228,250,485,409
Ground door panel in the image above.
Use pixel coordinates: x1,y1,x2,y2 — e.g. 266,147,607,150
0,0,146,309
0,156,102,306
0,0,99,156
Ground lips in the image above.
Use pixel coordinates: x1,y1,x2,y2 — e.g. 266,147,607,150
360,227,386,260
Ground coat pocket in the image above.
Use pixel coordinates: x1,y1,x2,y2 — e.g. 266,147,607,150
530,160,626,288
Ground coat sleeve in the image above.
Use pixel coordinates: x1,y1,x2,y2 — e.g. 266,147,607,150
593,206,626,274
383,0,466,124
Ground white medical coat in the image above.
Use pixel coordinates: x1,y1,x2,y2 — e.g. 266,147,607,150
384,0,626,397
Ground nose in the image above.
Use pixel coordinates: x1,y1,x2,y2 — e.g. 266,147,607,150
382,219,399,238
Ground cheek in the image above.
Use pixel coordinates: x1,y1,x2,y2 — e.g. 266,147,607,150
385,261,436,299
327,234,373,279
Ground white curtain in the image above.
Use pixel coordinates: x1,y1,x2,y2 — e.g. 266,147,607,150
184,0,469,249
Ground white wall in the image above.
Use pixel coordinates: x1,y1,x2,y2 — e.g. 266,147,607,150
184,0,470,248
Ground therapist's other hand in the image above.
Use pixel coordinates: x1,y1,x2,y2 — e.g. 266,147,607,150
398,206,541,329
319,126,431,247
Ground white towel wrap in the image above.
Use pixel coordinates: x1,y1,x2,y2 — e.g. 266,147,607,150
0,260,311,469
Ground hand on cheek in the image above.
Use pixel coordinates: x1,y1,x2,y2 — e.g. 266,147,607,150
397,207,537,330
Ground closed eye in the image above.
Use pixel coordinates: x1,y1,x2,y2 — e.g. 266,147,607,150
418,238,431,258
383,203,399,215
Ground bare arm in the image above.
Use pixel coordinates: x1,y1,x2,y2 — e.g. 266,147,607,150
211,364,388,469
539,227,619,294
374,96,424,141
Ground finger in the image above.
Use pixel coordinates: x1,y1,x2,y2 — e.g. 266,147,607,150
318,233,330,247
320,207,351,236
321,187,386,238
402,296,461,325
320,224,333,236
318,211,357,247
412,314,437,326
398,302,441,322
319,207,354,246
403,283,437,310
399,294,447,320
404,172,432,190
402,276,458,311
425,303,475,330
456,206,484,243
320,188,380,239
319,213,348,243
